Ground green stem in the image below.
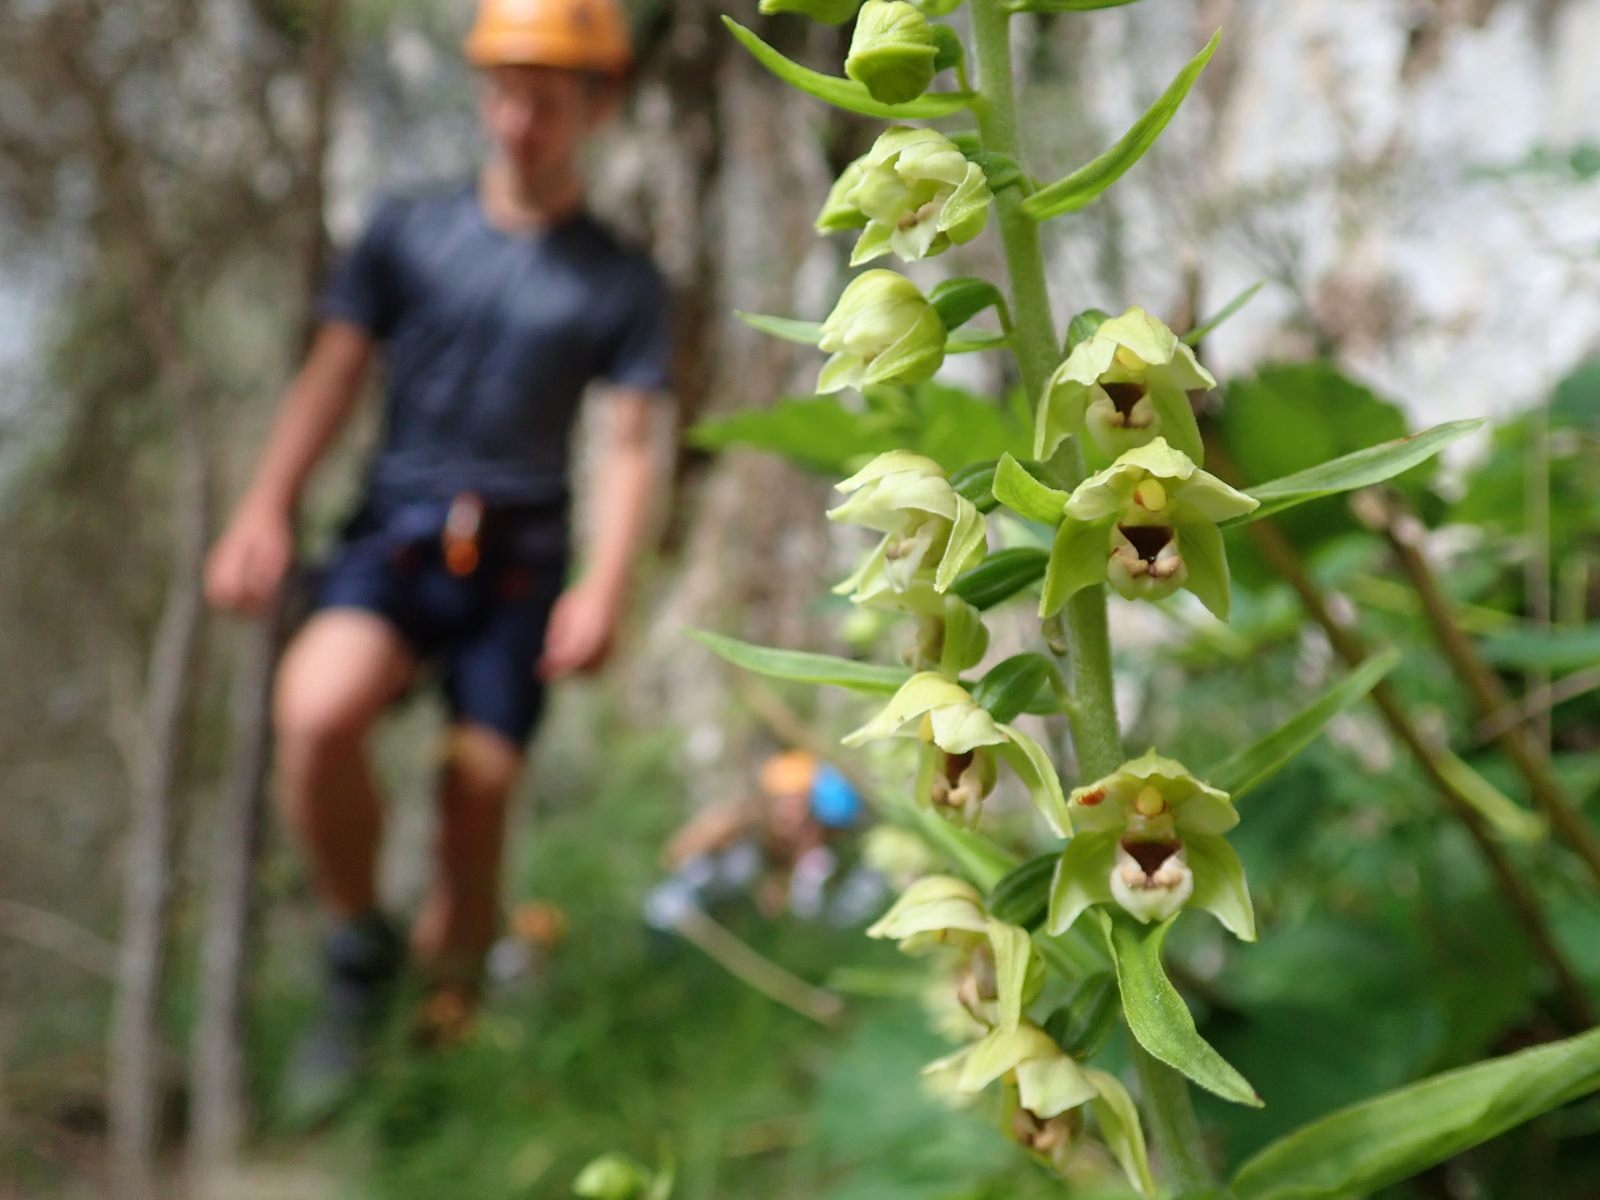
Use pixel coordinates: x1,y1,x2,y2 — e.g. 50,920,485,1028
969,1,1121,782
970,4,1211,1190
1133,1041,1214,1192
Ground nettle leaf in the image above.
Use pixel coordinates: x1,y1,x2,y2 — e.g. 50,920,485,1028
735,310,1005,354
723,18,973,120
1231,419,1487,524
1097,912,1262,1107
1205,649,1400,799
1181,280,1263,346
972,653,1058,723
689,630,911,693
950,547,1049,610
992,453,1070,524
1022,31,1220,221
1231,1027,1600,1200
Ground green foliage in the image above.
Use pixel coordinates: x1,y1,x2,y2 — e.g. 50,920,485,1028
1230,1028,1600,1200
1098,914,1261,1107
1021,32,1221,220
689,382,1029,477
689,630,912,693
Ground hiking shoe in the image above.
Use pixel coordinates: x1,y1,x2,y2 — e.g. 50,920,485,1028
280,911,404,1125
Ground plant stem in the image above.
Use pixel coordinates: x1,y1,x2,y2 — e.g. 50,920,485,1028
1133,1042,1213,1192
970,4,1212,1188
969,1,1121,782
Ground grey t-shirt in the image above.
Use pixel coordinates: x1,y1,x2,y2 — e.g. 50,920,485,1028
322,182,672,508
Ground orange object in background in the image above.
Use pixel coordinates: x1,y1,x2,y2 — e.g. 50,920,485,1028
463,0,633,74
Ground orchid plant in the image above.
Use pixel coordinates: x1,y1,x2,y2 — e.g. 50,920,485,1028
689,2,1600,1196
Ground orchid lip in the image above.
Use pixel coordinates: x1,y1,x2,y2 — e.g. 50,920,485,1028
1117,524,1174,565
1120,837,1183,878
1100,381,1150,423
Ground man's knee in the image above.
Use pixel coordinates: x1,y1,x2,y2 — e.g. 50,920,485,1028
273,665,376,763
440,725,522,813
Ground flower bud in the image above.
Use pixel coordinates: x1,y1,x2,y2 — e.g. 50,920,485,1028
821,127,992,264
818,270,947,393
758,0,862,22
573,1155,653,1200
845,0,939,104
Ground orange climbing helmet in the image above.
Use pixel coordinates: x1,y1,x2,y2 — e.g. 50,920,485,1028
463,0,633,76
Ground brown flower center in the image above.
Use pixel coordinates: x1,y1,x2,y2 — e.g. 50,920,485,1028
1118,524,1173,565
1122,838,1183,876
1101,381,1147,420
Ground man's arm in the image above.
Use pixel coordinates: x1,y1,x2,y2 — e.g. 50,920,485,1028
537,387,666,680
204,321,374,616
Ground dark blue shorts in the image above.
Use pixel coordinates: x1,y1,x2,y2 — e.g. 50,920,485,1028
312,509,569,747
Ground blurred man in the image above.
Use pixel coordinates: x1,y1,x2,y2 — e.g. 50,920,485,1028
204,0,671,1112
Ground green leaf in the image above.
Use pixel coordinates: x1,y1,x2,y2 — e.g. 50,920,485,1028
1478,624,1600,671
972,653,1058,723
992,453,1070,524
1233,418,1488,524
1434,749,1547,843
901,803,1017,891
987,852,1058,930
723,18,973,119
1181,280,1263,345
688,395,897,475
1099,913,1262,1107
930,23,965,75
1205,649,1401,799
1065,306,1113,353
1022,31,1220,221
688,629,911,693
950,547,1049,610
735,310,1005,354
929,276,1009,332
1231,1027,1600,1200
949,459,1001,512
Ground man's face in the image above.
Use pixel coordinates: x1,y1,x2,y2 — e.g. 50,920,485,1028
479,65,607,184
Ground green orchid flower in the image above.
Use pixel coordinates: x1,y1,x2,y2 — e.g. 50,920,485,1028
817,270,948,393
818,127,992,265
843,671,1070,833
1040,437,1258,620
1048,750,1254,940
865,873,988,954
829,451,986,602
844,0,939,104
1035,306,1214,464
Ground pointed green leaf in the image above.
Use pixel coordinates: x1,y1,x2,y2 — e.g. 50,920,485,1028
735,310,1003,353
950,547,1049,610
1085,1068,1158,1198
929,276,1009,331
900,802,1016,890
1231,1027,1600,1200
689,629,911,693
1022,31,1220,221
1478,624,1600,671
1099,912,1262,1106
1181,280,1264,346
723,18,974,119
993,453,1070,524
1205,649,1401,798
1232,419,1487,524
1435,749,1547,843
972,653,1058,723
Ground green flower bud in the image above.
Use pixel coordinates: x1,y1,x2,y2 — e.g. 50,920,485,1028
758,0,863,23
820,127,993,264
1041,438,1258,621
1037,306,1215,465
866,873,988,954
829,451,986,602
845,0,939,105
1048,750,1254,940
573,1155,653,1200
818,271,947,393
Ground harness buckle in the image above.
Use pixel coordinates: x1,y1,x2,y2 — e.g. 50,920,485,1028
442,492,485,577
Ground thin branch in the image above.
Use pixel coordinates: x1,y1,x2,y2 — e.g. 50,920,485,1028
0,900,118,979
1474,667,1600,745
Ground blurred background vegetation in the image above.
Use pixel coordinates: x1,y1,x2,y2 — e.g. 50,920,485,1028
2,1,1599,1197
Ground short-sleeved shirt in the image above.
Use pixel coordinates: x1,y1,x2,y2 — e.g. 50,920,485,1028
321,181,672,509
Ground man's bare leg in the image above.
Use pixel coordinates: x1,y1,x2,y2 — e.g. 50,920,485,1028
412,722,523,1038
274,609,415,916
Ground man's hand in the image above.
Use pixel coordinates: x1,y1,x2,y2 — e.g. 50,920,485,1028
204,502,294,617
537,578,623,681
